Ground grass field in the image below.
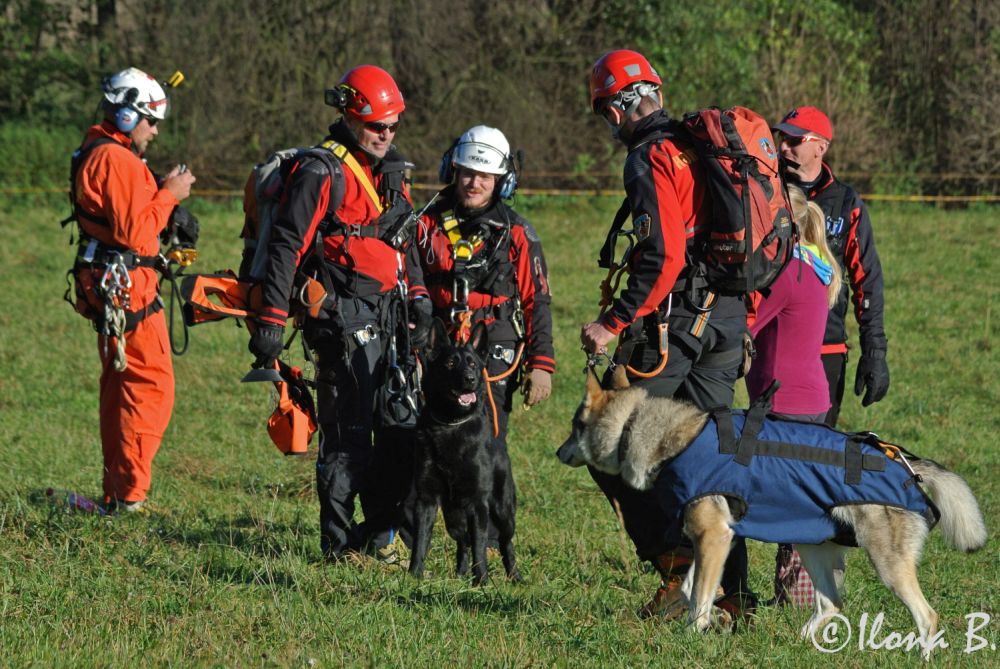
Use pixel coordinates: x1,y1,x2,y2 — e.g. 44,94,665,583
0,194,997,668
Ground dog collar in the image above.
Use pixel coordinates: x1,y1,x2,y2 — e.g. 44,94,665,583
426,409,479,427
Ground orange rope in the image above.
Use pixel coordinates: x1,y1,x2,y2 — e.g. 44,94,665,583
598,264,629,317
454,310,473,343
623,322,669,378
482,342,525,437
878,441,902,462
625,350,669,378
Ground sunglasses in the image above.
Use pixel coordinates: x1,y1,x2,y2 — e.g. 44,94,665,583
364,120,400,134
143,115,158,127
782,134,825,147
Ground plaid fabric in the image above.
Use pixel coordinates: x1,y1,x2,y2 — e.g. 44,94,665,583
774,544,815,608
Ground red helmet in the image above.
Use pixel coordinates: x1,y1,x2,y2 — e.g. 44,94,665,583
338,65,405,122
589,50,661,112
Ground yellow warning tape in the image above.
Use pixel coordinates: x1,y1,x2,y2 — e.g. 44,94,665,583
7,185,1000,203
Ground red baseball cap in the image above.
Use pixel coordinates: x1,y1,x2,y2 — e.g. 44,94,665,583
772,106,833,141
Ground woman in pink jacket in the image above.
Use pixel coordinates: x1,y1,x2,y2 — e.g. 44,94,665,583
746,185,842,607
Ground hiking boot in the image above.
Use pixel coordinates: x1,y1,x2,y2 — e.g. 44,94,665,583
371,534,410,569
712,592,758,631
638,575,688,620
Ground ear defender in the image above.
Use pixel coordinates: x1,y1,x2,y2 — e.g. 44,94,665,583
498,150,520,199
438,136,461,184
114,105,140,132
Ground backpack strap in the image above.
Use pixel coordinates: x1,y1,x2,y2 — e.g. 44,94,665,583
318,139,383,214
62,136,127,229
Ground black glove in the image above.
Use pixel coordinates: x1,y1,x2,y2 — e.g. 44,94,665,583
409,298,433,350
854,347,890,407
162,205,200,246
249,322,285,368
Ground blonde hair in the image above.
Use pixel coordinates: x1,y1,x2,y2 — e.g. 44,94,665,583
787,185,842,307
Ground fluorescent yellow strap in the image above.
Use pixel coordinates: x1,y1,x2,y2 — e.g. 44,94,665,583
319,140,383,214
441,212,482,260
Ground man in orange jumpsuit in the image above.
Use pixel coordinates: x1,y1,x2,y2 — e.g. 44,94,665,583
70,67,195,512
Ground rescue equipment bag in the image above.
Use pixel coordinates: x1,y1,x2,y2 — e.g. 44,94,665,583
678,106,795,295
267,360,317,456
238,145,345,282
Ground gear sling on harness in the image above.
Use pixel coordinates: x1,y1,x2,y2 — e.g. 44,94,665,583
650,393,939,547
62,136,166,371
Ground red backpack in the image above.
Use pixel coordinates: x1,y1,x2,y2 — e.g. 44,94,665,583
680,106,795,294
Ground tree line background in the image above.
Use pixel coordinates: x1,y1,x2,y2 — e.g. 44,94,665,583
1,0,998,197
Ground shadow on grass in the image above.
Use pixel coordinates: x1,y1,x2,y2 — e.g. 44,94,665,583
396,584,529,615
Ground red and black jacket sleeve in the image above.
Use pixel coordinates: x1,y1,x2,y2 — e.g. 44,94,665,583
601,139,690,335
842,192,886,352
510,217,555,373
258,155,340,327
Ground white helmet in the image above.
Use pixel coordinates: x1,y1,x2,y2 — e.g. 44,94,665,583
452,125,512,176
102,67,169,121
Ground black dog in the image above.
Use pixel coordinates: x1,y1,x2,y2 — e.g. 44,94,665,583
408,319,521,585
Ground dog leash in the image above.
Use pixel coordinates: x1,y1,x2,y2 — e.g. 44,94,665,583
482,341,525,437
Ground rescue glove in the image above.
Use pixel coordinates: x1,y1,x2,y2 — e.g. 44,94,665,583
161,205,200,246
409,297,433,350
523,368,552,406
854,348,889,407
249,322,285,369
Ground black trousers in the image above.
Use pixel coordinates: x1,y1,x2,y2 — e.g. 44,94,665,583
821,351,848,428
589,307,751,596
308,295,414,557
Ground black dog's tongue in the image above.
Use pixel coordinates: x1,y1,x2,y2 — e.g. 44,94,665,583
457,392,477,407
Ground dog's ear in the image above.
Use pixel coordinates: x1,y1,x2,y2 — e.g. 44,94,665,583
427,318,448,358
584,367,608,412
469,321,489,360
610,363,630,390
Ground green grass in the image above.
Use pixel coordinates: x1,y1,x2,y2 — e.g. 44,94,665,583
0,196,997,668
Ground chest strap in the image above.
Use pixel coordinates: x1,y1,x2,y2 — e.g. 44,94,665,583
713,400,888,485
441,212,484,260
318,139,383,214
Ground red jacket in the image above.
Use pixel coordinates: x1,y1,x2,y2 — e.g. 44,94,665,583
415,191,555,373
601,111,744,334
258,122,427,327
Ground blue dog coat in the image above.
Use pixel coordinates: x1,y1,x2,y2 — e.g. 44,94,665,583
652,409,938,546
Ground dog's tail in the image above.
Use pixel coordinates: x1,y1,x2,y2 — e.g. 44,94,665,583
912,458,987,553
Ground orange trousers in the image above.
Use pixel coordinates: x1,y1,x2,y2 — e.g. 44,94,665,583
97,309,174,503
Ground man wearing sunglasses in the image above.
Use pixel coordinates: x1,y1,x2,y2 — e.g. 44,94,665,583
772,107,889,428
575,49,754,627
68,67,196,514
249,64,429,565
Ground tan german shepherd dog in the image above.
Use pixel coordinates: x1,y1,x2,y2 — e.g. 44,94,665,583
558,367,987,658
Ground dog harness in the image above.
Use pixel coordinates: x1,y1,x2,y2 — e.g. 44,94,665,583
653,406,939,546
